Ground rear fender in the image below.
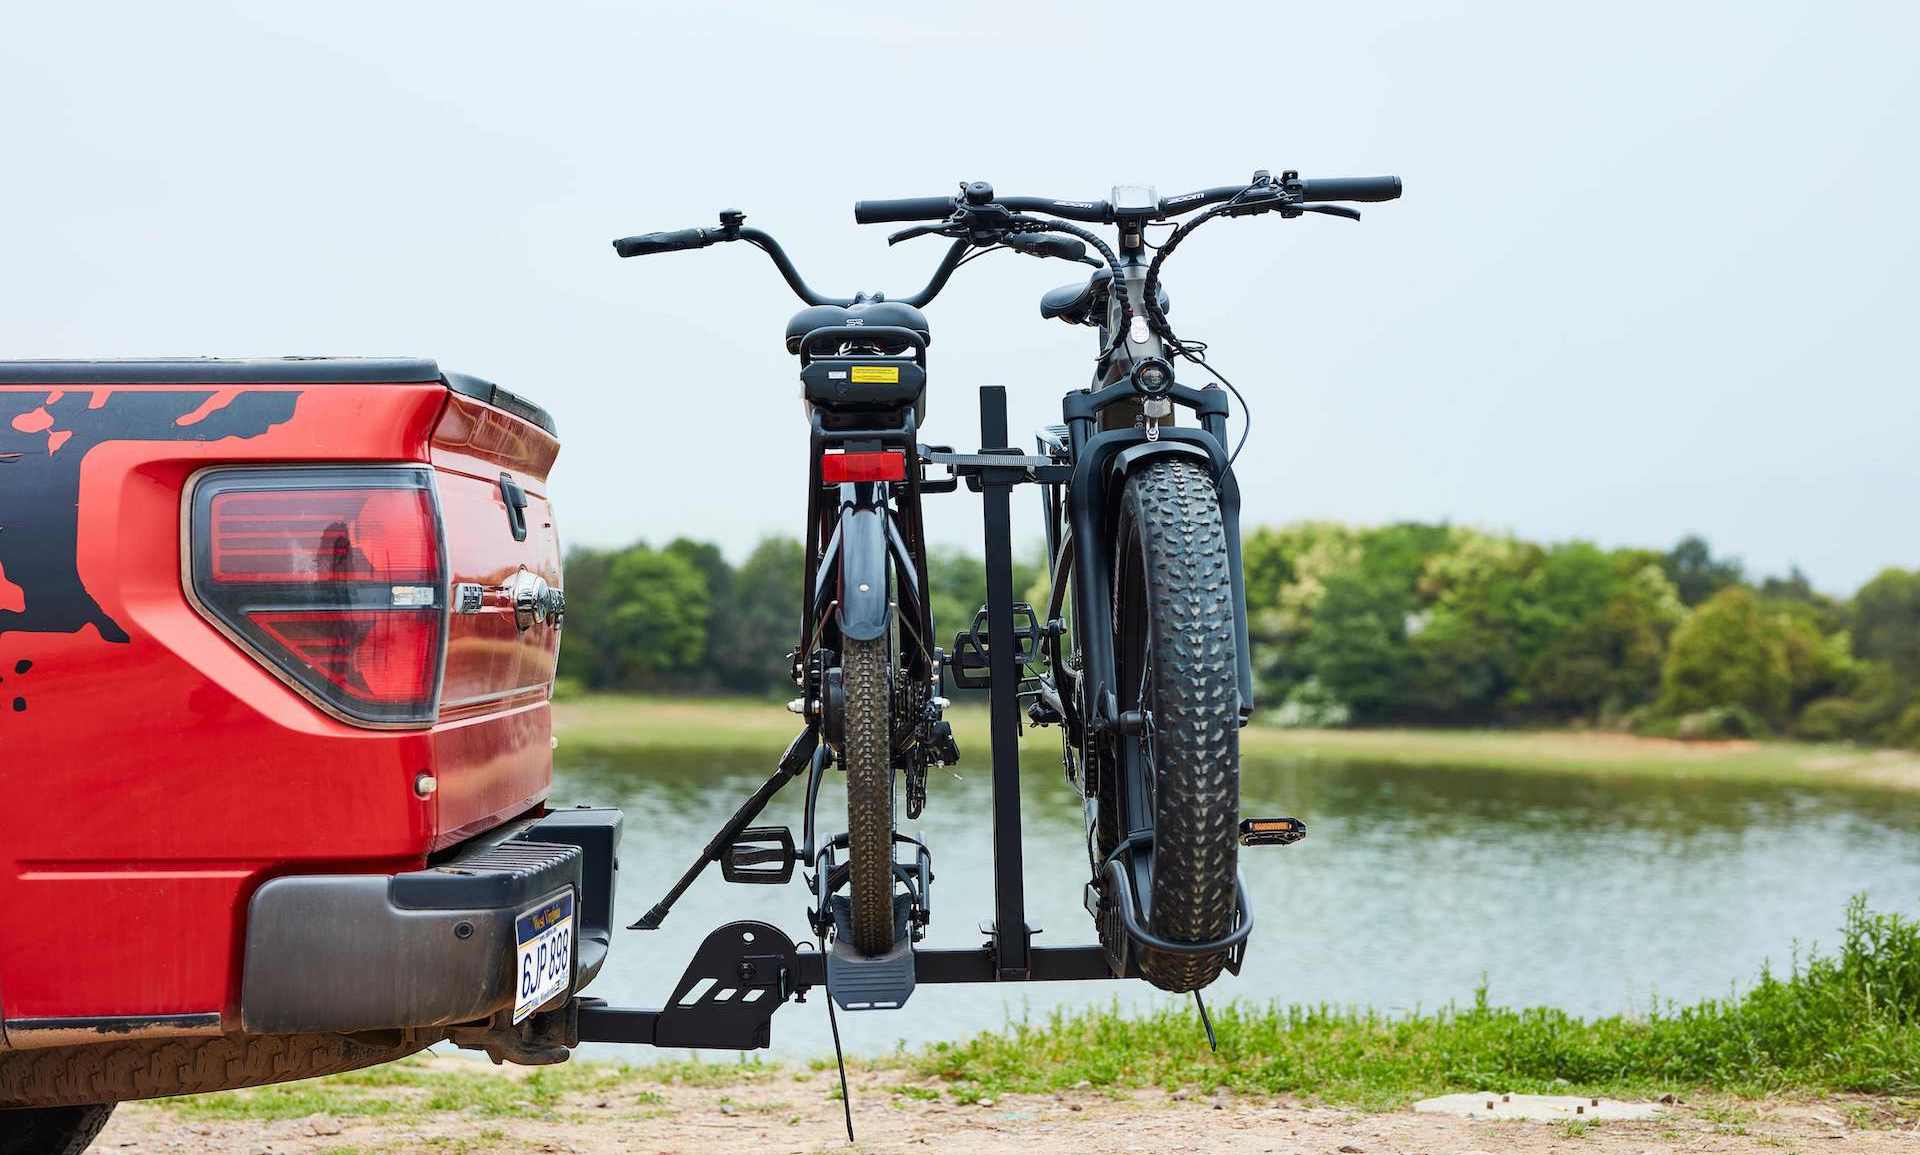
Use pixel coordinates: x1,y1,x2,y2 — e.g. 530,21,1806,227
836,485,890,643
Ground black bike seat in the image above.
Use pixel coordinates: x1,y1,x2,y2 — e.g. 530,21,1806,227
1038,268,1168,325
785,300,931,354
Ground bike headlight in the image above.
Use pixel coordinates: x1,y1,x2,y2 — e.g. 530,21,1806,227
1132,357,1174,395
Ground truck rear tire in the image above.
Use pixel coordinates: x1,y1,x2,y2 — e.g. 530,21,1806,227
0,1103,115,1154
0,1031,434,1110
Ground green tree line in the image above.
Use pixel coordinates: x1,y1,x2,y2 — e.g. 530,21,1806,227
558,527,1920,747
557,537,1037,697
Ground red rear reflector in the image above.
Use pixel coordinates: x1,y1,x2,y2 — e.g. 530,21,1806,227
188,467,446,727
210,488,438,583
821,450,906,484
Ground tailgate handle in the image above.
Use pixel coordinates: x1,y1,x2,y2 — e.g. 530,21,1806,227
498,473,529,542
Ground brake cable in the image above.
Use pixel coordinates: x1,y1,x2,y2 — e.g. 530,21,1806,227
1140,199,1240,355
1137,186,1276,465
994,215,1133,360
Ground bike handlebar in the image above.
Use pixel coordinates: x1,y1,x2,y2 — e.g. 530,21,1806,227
852,196,960,224
1293,176,1402,203
854,174,1403,226
612,228,715,257
610,218,971,309
616,172,1402,311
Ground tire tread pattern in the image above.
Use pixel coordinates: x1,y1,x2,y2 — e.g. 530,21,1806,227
1,1031,430,1110
843,635,896,956
0,1103,115,1154
1120,458,1240,993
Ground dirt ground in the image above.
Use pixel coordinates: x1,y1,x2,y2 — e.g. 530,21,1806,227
92,1069,1920,1155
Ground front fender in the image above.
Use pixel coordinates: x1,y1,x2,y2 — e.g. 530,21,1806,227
1067,428,1255,722
1108,439,1211,485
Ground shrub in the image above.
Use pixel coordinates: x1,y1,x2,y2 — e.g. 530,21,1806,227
1269,678,1351,728
1655,588,1792,727
1674,706,1767,741
1794,696,1867,742
1889,703,1920,751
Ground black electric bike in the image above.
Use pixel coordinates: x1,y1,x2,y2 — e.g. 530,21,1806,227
613,170,1400,994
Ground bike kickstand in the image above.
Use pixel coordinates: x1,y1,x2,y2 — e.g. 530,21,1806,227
630,727,817,930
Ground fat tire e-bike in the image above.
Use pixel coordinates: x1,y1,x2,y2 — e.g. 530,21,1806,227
611,170,1401,999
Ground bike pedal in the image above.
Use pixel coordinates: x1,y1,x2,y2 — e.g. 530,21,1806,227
1238,816,1307,847
950,602,1044,691
948,626,992,689
720,825,798,883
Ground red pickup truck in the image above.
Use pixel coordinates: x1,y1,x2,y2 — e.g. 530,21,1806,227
0,359,617,1154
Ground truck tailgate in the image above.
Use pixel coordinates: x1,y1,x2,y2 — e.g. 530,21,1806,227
429,376,565,850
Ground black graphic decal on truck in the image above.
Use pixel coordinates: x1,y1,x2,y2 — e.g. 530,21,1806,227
0,389,299,642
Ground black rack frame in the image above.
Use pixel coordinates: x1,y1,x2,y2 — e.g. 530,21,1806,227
573,386,1133,1053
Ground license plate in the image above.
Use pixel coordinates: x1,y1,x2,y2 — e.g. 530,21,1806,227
513,891,574,1024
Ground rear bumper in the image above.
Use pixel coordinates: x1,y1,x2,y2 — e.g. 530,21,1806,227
239,807,620,1035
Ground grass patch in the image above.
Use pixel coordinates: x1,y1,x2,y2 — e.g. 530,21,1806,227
161,900,1920,1119
552,694,1920,792
906,897,1920,1107
161,1057,634,1122
642,1056,775,1087
1238,727,1920,790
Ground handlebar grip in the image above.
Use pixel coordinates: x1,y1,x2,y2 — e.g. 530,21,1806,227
611,228,713,258
853,196,957,224
1293,176,1402,203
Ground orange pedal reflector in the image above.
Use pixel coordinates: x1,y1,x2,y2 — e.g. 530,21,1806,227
1238,816,1308,847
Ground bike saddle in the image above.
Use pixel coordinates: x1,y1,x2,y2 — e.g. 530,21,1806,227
785,300,931,354
1038,268,1170,325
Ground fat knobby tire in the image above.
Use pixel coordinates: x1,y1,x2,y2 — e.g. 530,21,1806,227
0,1031,432,1111
1115,458,1240,992
842,634,897,956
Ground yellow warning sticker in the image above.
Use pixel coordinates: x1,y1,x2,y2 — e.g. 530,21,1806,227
849,365,900,384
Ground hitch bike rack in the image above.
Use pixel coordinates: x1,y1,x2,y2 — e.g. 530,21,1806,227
551,388,1272,1058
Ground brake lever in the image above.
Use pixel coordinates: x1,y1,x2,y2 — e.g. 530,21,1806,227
887,224,949,246
1005,233,1098,265
1297,204,1363,222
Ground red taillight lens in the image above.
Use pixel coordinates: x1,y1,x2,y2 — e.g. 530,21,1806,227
820,450,906,484
188,468,445,726
248,610,440,704
210,489,438,583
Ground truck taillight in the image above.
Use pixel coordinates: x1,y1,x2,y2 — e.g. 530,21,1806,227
187,467,446,727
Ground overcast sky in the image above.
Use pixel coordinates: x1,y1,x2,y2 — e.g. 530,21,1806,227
3,1,1913,593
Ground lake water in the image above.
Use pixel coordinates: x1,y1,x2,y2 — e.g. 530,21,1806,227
551,737,1920,1061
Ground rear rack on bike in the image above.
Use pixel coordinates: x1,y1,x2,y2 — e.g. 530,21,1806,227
553,387,1251,1056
